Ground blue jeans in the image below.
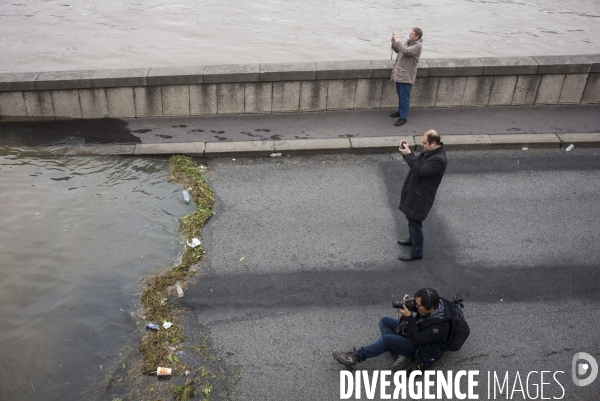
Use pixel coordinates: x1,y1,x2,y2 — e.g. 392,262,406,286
406,215,424,257
357,317,415,362
396,82,413,120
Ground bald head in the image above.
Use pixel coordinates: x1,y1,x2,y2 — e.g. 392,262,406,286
421,129,441,151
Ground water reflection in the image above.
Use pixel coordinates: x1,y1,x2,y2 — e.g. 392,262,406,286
0,148,191,400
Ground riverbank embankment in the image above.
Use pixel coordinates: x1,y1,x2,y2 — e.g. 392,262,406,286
1,55,599,122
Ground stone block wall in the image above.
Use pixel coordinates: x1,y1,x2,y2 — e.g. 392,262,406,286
0,54,598,121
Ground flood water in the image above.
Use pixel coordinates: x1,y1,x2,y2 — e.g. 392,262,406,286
0,0,599,73
0,148,191,400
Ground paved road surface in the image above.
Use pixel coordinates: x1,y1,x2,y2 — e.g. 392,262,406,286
182,148,600,400
1,104,599,146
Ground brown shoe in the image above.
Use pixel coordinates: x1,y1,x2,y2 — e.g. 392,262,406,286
332,349,359,367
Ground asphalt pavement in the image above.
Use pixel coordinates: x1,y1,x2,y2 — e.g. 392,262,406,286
182,148,600,400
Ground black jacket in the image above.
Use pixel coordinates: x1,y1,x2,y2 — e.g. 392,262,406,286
399,297,457,370
399,144,447,221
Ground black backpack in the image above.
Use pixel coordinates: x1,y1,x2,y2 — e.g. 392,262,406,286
444,294,470,352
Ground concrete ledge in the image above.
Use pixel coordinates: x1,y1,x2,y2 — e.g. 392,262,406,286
24,90,54,120
275,138,351,155
416,60,429,78
480,57,538,76
0,72,41,91
426,58,484,77
62,144,136,156
147,66,204,86
316,60,372,80
557,133,600,148
581,73,600,104
204,64,260,84
350,135,413,153
0,92,28,121
586,54,600,73
489,133,561,149
134,142,204,156
91,68,148,88
370,60,394,79
533,55,592,74
435,134,492,150
205,140,275,158
2,56,599,121
259,62,316,81
36,70,95,90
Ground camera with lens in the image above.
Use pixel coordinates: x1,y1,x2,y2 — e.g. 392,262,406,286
392,296,417,312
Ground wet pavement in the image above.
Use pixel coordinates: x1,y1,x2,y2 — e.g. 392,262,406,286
1,104,599,147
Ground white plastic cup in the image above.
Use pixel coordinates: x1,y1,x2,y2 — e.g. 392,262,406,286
156,366,172,376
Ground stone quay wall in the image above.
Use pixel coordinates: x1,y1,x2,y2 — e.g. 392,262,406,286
0,54,598,121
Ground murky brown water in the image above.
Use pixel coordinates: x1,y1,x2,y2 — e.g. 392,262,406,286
0,148,191,400
0,0,599,73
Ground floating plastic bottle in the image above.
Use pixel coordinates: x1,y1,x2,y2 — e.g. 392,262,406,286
182,190,190,203
146,323,160,331
566,144,574,152
270,153,282,158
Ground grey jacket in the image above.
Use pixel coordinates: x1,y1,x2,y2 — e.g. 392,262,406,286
391,39,423,84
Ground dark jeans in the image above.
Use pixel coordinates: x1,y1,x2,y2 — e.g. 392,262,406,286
396,82,413,120
357,317,415,362
406,215,424,257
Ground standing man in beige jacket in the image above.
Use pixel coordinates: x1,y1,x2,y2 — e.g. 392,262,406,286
390,28,423,127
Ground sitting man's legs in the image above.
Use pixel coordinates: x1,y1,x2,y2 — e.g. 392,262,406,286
332,317,414,368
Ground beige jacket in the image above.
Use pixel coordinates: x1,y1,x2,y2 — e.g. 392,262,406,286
391,39,423,84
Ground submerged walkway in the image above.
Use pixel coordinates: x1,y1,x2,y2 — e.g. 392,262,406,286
1,104,599,155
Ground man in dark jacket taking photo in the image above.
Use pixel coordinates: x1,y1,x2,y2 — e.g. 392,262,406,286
332,288,456,372
397,129,447,261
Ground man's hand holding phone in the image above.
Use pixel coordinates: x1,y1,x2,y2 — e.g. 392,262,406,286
399,140,411,155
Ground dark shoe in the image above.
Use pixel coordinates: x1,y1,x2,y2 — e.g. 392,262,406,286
399,254,423,261
392,355,414,372
390,112,400,118
332,349,359,367
394,118,407,127
397,238,413,246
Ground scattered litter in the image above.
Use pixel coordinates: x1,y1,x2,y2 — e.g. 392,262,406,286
162,321,173,329
156,367,172,376
160,298,167,306
175,283,184,298
146,323,160,331
185,370,190,377
522,147,528,151
187,238,201,248
566,144,574,152
232,158,236,161
270,153,282,158
239,256,245,262
182,190,190,203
